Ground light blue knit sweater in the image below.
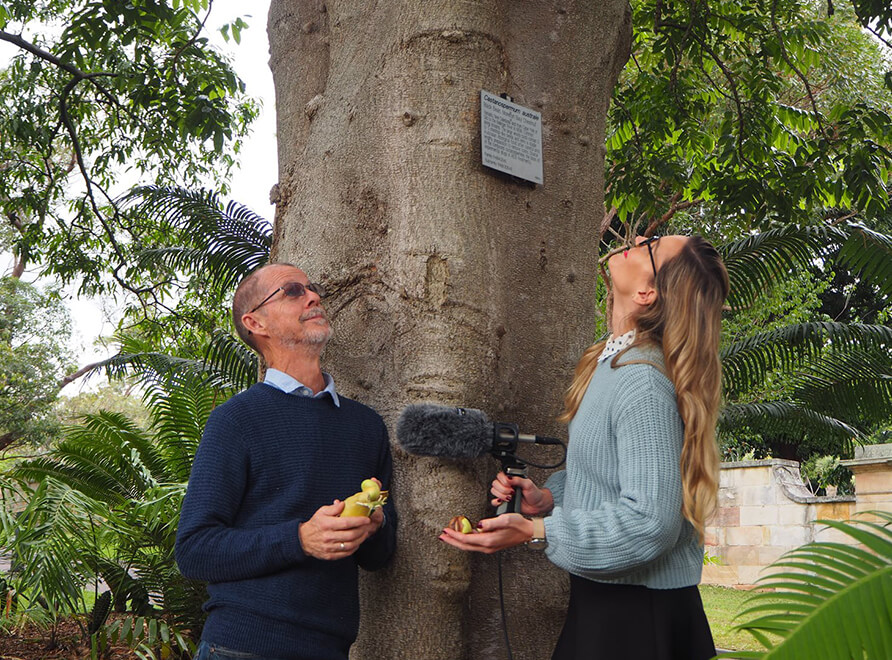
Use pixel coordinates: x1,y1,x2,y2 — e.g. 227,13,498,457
543,345,705,589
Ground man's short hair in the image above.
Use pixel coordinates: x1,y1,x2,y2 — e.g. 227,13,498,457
232,263,298,351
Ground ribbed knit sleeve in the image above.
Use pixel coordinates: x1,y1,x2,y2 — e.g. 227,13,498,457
543,349,703,589
175,404,306,582
544,469,567,507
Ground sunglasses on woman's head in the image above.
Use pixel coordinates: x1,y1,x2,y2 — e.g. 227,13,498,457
249,281,326,314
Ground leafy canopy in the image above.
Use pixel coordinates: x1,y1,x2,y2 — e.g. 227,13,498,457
0,277,74,450
608,0,892,229
0,0,258,294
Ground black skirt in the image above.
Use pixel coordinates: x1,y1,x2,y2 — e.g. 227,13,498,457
551,575,717,660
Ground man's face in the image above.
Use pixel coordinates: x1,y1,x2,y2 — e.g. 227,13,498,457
247,265,332,348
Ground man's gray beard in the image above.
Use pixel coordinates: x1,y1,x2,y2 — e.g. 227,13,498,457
283,324,333,349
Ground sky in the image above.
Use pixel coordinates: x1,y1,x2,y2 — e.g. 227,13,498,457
2,0,277,390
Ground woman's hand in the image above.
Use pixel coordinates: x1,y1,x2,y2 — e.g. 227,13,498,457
490,472,554,516
439,513,534,554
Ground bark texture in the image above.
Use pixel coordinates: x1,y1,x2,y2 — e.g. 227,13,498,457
267,1,630,658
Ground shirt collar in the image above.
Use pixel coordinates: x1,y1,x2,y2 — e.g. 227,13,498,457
599,329,636,363
263,368,341,407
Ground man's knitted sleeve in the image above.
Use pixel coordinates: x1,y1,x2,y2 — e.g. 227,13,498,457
175,406,306,582
543,365,686,579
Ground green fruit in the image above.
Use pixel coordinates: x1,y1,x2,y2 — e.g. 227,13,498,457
449,515,473,534
361,478,381,501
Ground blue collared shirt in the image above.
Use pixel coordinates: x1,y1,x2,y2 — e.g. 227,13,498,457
263,368,341,407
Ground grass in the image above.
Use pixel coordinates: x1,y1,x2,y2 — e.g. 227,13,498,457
700,584,783,652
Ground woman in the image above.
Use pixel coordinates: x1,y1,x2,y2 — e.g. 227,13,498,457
439,234,729,660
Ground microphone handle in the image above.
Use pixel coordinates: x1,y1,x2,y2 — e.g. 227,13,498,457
495,486,523,515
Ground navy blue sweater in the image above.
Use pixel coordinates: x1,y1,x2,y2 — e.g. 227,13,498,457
175,383,397,659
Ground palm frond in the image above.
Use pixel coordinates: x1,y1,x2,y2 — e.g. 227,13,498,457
720,225,844,309
144,373,223,481
721,322,892,397
82,345,249,395
719,401,863,447
123,185,271,293
838,223,892,296
790,346,892,426
203,329,259,392
89,349,207,384
2,479,104,613
11,411,163,503
724,512,892,659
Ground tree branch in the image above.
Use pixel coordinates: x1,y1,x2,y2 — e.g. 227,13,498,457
657,19,753,168
59,360,107,390
646,195,701,235
0,431,20,453
170,0,215,76
770,0,827,140
5,211,26,278
0,30,87,78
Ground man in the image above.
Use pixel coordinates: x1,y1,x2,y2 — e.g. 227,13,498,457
175,263,397,660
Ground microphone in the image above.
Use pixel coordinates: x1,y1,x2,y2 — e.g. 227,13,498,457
396,403,563,459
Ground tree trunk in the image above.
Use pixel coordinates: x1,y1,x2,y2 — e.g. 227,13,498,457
267,2,630,658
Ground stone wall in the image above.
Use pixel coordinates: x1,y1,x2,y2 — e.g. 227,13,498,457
702,443,892,588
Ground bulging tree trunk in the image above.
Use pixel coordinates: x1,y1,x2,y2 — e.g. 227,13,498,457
268,2,630,658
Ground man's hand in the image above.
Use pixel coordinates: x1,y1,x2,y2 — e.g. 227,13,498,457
299,500,379,560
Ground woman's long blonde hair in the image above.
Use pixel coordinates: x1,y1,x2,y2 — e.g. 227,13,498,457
560,236,729,542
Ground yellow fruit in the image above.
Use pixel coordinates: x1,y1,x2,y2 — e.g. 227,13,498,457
341,491,372,517
339,479,388,517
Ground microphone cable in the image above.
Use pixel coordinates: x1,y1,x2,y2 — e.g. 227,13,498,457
492,438,566,658
516,443,567,470
498,552,514,660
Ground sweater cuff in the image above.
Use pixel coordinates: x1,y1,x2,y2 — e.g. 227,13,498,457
286,519,308,562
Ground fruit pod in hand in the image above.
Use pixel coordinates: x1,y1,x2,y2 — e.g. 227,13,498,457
448,515,474,534
340,478,388,517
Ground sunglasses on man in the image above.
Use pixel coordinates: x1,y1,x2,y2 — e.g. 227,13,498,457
249,281,326,315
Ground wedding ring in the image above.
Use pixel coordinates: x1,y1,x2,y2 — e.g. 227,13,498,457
339,542,345,551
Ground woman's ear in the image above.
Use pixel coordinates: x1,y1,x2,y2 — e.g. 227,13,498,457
633,287,657,308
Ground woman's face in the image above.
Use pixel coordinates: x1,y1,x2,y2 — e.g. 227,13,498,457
607,235,689,297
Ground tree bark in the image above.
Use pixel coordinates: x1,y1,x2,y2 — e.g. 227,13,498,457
268,1,630,658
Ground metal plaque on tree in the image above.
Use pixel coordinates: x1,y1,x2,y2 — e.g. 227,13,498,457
480,90,543,185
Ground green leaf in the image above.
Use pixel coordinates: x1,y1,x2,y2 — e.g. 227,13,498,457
732,515,892,659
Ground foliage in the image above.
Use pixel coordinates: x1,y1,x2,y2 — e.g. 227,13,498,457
55,380,150,430
0,183,268,648
799,454,851,494
0,277,74,450
708,224,892,459
603,0,892,460
71,186,270,392
722,512,892,659
123,185,272,296
608,0,892,229
0,0,258,295
0,372,223,650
